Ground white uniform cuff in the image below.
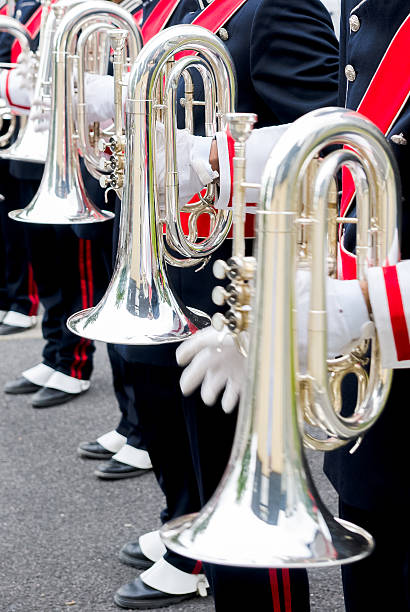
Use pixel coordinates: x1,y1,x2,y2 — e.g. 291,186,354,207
46,371,90,393
244,124,290,202
23,363,55,386
3,311,36,328
139,530,166,562
97,430,126,453
368,262,410,368
113,444,152,469
141,558,208,595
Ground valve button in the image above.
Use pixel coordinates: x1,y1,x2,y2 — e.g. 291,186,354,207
212,286,227,306
212,312,226,332
213,259,228,280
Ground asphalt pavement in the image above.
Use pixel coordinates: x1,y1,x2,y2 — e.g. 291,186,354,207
0,326,345,612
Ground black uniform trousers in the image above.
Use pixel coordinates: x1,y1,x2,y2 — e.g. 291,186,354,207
338,499,410,612
325,368,410,612
0,159,38,316
16,175,111,380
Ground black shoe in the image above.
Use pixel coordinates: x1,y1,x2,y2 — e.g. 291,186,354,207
114,577,197,610
32,387,87,408
119,541,154,570
95,458,149,480
0,323,32,335
4,376,42,394
77,441,115,460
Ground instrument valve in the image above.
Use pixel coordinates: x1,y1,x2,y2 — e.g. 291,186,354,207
227,256,256,282
110,153,125,171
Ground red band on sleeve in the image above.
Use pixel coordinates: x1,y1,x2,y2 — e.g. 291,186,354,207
383,266,410,361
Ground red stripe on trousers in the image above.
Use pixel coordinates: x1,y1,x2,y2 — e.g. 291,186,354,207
269,569,281,611
85,240,94,307
27,262,39,316
383,266,410,361
192,561,202,575
76,240,94,379
70,240,89,379
282,569,292,612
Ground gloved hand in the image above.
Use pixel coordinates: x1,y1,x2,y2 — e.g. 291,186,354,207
155,122,218,211
176,271,371,412
32,73,119,132
296,269,371,368
176,326,247,414
30,96,50,132
0,52,36,114
81,72,116,124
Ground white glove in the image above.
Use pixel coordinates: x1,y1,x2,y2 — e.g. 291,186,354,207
176,271,370,413
156,123,218,211
296,269,371,368
0,52,35,114
176,326,247,414
31,95,50,132
81,72,116,124
32,73,120,132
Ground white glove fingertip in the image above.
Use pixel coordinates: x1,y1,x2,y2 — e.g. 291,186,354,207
201,369,225,407
221,379,240,414
176,327,220,366
179,348,213,397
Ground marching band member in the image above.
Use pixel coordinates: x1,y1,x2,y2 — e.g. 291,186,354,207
324,2,410,610
0,1,39,334
1,1,146,421
0,0,96,407
177,2,410,610
94,0,338,609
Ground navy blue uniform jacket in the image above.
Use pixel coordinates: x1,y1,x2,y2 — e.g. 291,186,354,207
113,0,339,365
324,0,410,511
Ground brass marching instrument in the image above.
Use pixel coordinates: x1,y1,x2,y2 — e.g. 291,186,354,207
0,14,32,148
67,24,236,344
9,0,143,224
160,107,400,567
0,0,60,164
0,0,88,165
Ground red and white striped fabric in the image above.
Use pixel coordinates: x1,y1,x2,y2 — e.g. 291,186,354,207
368,261,410,368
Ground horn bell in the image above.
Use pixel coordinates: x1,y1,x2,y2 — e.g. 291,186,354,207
66,262,210,345
160,395,374,568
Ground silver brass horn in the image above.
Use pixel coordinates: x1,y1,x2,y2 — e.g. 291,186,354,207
160,107,400,567
0,0,81,163
9,0,142,224
0,14,32,147
67,24,236,344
